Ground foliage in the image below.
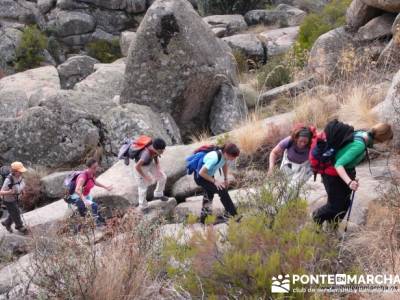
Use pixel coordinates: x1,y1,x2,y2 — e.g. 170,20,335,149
14,25,48,72
232,49,249,74
162,175,340,298
294,0,351,66
197,0,267,15
86,39,122,63
257,55,293,89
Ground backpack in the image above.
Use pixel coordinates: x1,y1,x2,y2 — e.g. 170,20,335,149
0,166,12,188
186,145,222,177
118,136,153,166
63,171,91,199
309,120,368,179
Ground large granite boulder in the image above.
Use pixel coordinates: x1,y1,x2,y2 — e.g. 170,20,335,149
222,34,266,62
202,14,247,36
0,105,100,167
0,27,22,75
54,10,95,37
346,0,382,31
73,61,126,99
378,69,400,146
361,0,400,12
259,26,299,57
0,89,29,118
245,5,305,27
209,83,248,135
377,14,400,69
308,27,354,81
355,13,396,41
93,8,134,34
120,0,238,139
41,171,71,199
57,55,99,89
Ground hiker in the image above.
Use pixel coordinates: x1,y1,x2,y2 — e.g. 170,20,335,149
0,162,28,234
190,143,240,224
268,125,315,188
312,121,393,227
134,137,168,211
68,158,112,225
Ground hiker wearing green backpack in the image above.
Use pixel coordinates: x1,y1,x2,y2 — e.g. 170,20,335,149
1,162,28,234
134,138,168,212
187,143,240,224
311,121,393,227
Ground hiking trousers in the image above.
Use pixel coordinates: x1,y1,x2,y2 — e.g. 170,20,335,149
135,162,167,208
3,200,24,229
312,169,356,226
194,175,237,223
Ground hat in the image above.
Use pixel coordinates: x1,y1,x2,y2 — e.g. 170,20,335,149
11,162,27,173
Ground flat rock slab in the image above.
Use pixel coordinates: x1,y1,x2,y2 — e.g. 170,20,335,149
259,26,299,57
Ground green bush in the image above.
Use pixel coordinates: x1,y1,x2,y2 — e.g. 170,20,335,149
162,175,340,298
294,0,351,66
257,55,293,89
198,0,267,15
86,39,122,63
14,25,48,72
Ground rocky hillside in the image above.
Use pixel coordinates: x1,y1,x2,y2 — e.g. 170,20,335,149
0,0,400,299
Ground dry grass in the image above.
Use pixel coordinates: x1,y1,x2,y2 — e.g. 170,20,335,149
243,24,275,34
337,84,383,129
188,129,212,145
293,90,339,129
20,166,50,211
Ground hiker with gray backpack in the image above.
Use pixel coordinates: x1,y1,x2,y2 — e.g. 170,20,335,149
310,120,393,228
119,136,169,212
186,143,241,224
64,158,112,226
0,162,28,234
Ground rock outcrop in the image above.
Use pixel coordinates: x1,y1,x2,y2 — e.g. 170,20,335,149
120,0,238,139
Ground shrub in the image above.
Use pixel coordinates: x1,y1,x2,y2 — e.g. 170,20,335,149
294,0,351,66
86,39,122,63
162,175,340,298
14,25,48,72
232,49,249,74
257,55,293,89
197,0,267,15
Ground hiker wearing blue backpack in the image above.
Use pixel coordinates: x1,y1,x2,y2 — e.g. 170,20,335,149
187,143,240,224
134,138,168,212
311,121,393,227
65,158,112,226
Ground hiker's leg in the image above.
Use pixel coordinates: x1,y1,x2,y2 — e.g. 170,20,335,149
135,166,150,208
312,175,340,225
150,164,167,198
217,188,237,217
5,201,23,229
70,194,87,217
194,176,216,223
3,201,14,227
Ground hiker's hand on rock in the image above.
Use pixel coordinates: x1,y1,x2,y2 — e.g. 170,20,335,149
349,180,359,191
215,180,225,190
267,169,273,177
106,185,113,191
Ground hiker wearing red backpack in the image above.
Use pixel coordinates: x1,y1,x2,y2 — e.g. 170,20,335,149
268,125,315,191
134,138,168,212
311,121,393,227
187,143,240,224
68,158,112,226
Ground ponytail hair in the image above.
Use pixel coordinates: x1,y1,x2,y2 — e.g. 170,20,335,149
221,143,240,158
369,123,393,144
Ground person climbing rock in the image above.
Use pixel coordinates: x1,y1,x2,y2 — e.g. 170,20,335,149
268,125,315,192
134,137,168,212
0,162,28,234
312,121,393,227
67,158,112,226
188,143,241,224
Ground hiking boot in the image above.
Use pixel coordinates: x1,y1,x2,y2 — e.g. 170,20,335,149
153,195,169,202
1,221,13,233
139,205,150,214
213,215,228,225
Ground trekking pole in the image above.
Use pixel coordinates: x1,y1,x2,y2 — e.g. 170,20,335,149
338,190,356,263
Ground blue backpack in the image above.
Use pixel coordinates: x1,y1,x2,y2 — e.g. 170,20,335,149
186,145,222,177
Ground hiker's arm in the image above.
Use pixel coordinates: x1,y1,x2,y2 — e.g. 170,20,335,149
334,143,365,169
223,163,229,187
94,180,112,191
135,160,152,182
268,144,284,174
336,166,359,191
0,190,15,195
75,177,85,200
199,166,215,183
